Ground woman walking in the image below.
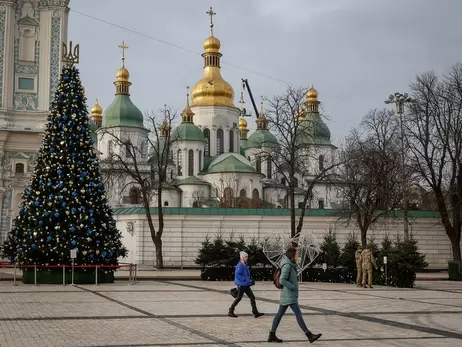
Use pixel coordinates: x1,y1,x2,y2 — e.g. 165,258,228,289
228,251,264,318
268,247,322,343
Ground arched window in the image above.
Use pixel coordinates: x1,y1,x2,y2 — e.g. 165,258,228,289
125,142,132,158
256,157,261,173
164,201,169,207
251,189,260,208
170,170,174,179
266,156,272,179
239,189,247,199
293,177,299,188
19,28,35,62
129,187,141,204
177,149,183,176
199,150,202,171
203,129,210,156
15,163,25,174
188,149,194,176
281,177,286,185
318,155,325,171
217,129,224,155
229,130,234,152
192,201,199,208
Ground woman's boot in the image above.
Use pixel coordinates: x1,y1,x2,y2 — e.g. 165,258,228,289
306,332,322,343
267,331,283,343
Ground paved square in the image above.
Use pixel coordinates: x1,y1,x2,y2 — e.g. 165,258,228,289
0,279,461,346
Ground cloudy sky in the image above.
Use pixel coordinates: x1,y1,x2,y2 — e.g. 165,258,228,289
69,0,462,143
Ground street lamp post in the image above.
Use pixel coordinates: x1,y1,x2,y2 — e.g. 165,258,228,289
385,92,413,240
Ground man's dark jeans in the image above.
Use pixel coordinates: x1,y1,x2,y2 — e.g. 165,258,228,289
230,285,257,313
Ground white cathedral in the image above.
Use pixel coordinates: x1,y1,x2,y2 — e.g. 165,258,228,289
0,1,341,245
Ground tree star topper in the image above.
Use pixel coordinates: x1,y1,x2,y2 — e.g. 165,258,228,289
62,41,79,67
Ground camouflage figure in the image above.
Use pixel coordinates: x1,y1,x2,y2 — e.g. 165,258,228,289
361,244,373,288
355,247,363,287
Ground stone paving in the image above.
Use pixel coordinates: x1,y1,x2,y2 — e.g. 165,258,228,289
0,280,461,347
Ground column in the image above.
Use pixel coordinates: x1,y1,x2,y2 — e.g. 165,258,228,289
0,1,17,109
38,1,69,111
211,126,217,157
223,126,229,153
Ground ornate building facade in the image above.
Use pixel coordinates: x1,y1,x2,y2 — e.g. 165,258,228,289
91,9,341,212
0,0,69,243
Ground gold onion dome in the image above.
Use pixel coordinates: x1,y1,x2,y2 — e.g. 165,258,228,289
91,99,103,116
306,87,319,102
116,66,130,83
190,7,234,108
239,116,247,129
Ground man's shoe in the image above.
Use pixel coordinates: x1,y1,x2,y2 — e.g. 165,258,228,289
228,309,238,318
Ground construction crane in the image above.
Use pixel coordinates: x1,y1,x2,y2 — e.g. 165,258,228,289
241,79,260,118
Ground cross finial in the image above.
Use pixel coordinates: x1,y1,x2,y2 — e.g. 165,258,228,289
118,40,128,66
206,6,216,35
186,86,190,98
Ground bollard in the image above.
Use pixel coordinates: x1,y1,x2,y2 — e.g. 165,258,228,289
94,265,98,286
34,265,37,286
62,265,66,286
128,264,133,285
134,264,138,283
13,263,17,286
71,259,75,286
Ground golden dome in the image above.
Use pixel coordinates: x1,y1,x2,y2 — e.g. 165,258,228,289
239,116,247,129
190,8,234,107
116,66,130,83
203,35,221,52
91,99,103,116
306,87,318,101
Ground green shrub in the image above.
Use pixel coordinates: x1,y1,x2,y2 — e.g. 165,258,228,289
317,229,341,268
339,232,360,271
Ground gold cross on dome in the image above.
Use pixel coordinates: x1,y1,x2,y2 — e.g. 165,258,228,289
118,41,128,65
206,7,216,34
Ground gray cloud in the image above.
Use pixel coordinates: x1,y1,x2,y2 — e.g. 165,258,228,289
69,0,462,142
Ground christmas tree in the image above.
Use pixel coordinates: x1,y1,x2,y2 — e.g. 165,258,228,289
1,42,127,278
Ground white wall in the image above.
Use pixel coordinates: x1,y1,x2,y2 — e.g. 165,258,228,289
116,212,461,269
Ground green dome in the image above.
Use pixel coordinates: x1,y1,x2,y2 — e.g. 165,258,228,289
205,153,259,174
296,113,331,146
172,123,205,142
247,130,279,149
102,94,144,129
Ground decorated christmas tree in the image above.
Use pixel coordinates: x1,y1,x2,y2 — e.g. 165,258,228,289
1,42,127,283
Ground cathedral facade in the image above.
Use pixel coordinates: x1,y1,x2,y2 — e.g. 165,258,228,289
0,0,69,244
92,11,341,212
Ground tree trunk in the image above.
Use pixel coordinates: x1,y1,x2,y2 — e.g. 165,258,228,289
289,186,296,238
361,228,367,248
153,237,164,269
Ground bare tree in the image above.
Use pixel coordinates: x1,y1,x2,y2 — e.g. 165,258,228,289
261,86,342,237
338,109,403,247
405,65,462,262
100,107,179,268
209,173,252,208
